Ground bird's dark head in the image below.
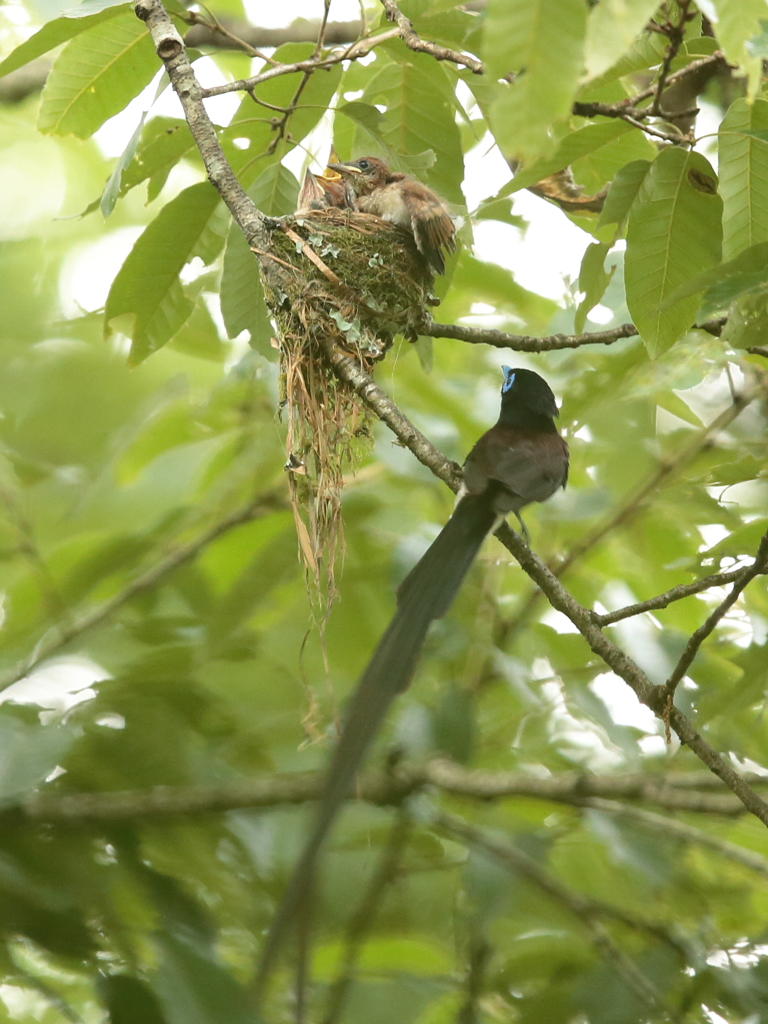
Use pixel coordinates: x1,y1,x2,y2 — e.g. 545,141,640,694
500,366,559,422
326,156,391,195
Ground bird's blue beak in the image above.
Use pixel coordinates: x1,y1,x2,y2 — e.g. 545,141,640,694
501,366,515,393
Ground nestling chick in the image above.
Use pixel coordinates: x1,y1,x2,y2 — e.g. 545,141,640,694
296,167,349,213
328,156,456,274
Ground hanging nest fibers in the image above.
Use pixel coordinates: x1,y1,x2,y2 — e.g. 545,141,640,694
254,208,436,609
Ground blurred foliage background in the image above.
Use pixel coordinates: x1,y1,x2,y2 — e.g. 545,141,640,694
0,0,768,1021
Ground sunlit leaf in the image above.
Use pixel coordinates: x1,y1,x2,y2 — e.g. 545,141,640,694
625,148,722,356
38,9,158,138
361,54,464,204
100,111,146,217
104,182,221,363
584,0,662,79
505,122,636,195
0,4,124,78
709,0,766,96
719,97,768,261
483,0,587,163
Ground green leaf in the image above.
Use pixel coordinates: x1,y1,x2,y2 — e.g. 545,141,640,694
719,98,768,261
219,164,296,357
721,286,768,349
596,159,652,234
37,9,158,139
101,974,167,1024
584,0,662,79
746,18,768,59
483,0,588,163
104,182,221,364
625,148,722,357
709,0,766,97
575,242,614,333
505,122,635,195
361,56,464,204
121,117,196,203
247,160,299,218
64,0,131,14
0,4,124,79
582,30,667,91
0,715,73,803
659,241,768,317
101,111,146,217
152,933,257,1024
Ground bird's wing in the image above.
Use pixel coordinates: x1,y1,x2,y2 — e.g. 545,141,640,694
405,184,455,251
465,430,569,511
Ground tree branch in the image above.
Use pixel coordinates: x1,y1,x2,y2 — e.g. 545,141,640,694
22,760,765,824
421,320,640,351
664,531,768,697
198,29,399,98
592,566,759,626
379,0,483,73
135,0,265,246
421,317,725,353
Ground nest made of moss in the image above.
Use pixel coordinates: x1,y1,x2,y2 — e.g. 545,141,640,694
254,208,437,612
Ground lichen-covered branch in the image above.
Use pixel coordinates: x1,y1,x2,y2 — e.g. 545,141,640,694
135,0,265,247
422,316,726,353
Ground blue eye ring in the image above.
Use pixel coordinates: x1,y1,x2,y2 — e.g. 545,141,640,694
501,365,515,393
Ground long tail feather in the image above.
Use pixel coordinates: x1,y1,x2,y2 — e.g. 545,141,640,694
254,492,496,995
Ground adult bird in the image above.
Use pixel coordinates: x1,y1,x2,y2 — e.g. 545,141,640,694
255,366,568,991
328,156,456,274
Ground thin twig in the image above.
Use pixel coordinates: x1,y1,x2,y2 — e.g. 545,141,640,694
183,8,278,63
620,112,688,144
198,29,400,98
619,51,725,110
593,567,756,626
314,0,332,57
651,0,695,117
664,531,768,696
